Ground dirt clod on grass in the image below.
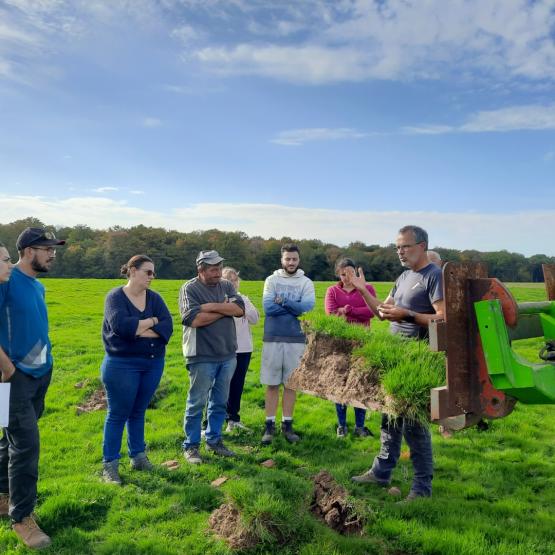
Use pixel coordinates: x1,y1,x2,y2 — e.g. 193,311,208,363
209,503,258,551
76,387,107,414
286,332,383,410
161,460,180,470
311,470,364,536
260,459,276,468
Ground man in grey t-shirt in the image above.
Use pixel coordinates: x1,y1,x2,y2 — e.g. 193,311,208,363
350,225,444,500
179,250,245,464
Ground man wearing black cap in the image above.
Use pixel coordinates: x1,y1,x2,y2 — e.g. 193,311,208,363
178,250,245,464
0,227,65,549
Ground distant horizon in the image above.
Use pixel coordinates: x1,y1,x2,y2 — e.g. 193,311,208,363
1,216,553,260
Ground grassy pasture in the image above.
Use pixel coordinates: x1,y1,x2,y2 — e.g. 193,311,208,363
1,279,555,554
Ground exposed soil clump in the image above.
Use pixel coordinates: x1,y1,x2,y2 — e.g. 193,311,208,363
286,332,384,410
76,387,107,414
311,470,364,535
208,503,258,551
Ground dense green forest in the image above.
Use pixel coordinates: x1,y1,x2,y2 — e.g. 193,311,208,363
1,218,552,282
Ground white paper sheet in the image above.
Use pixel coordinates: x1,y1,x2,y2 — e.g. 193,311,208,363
0,383,10,427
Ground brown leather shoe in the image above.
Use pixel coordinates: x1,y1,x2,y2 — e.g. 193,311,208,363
12,515,52,549
0,493,9,517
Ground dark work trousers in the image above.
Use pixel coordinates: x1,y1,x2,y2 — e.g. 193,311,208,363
0,367,52,523
370,413,433,496
226,352,252,423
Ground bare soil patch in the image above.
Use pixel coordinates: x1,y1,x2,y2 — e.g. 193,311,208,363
286,332,384,410
208,503,258,551
76,387,107,414
311,470,364,535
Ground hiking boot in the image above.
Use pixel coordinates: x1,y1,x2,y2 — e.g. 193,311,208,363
102,460,122,485
130,452,154,471
261,420,276,445
226,420,251,433
206,440,235,458
184,447,203,465
336,425,347,438
354,426,374,438
397,490,431,504
0,493,9,517
281,420,300,443
12,515,51,549
351,470,389,486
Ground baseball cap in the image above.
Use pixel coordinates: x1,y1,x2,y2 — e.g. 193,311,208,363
16,227,66,250
196,250,224,265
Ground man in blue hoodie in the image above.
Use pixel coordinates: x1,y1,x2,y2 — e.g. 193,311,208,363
260,244,315,444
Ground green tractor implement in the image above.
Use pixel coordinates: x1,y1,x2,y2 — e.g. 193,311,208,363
429,263,555,430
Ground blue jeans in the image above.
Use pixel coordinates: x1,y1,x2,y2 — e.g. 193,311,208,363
101,355,164,462
335,404,366,428
183,358,236,449
370,413,433,496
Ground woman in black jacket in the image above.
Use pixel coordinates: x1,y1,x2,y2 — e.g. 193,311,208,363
100,255,173,484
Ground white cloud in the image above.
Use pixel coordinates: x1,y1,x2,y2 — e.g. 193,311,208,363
142,117,162,127
0,194,553,256
271,127,368,146
93,187,119,193
3,0,555,88
129,190,145,195
404,104,555,134
461,104,555,132
192,44,374,84
186,0,555,84
171,24,203,45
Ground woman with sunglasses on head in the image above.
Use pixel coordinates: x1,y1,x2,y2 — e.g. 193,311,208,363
100,255,173,485
325,257,377,439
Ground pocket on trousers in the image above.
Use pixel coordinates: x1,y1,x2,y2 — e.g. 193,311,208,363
1,368,17,383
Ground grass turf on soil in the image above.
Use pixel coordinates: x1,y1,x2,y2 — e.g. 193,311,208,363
1,279,555,554
301,313,446,423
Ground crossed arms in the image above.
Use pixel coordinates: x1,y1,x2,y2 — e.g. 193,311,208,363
190,300,244,328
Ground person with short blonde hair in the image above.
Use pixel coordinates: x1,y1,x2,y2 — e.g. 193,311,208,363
221,267,259,431
427,250,442,267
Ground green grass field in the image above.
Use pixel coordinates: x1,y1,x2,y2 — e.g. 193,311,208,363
1,279,555,554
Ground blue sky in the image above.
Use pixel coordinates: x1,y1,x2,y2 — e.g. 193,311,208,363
1,0,554,255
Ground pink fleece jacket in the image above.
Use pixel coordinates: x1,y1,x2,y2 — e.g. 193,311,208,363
324,282,377,326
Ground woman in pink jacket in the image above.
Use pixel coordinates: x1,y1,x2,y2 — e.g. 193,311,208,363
325,257,376,438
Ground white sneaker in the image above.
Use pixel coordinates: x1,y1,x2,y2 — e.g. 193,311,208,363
226,420,251,432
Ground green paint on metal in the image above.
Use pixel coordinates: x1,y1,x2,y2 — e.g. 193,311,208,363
475,300,555,404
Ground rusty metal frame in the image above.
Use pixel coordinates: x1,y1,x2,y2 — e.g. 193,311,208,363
430,263,555,429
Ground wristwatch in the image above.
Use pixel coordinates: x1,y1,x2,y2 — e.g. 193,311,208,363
405,310,417,323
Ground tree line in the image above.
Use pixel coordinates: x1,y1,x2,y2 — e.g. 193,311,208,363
1,218,553,282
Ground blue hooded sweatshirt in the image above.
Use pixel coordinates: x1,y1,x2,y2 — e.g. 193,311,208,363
262,269,315,343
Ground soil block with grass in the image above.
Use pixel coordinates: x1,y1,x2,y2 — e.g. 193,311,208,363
287,314,446,423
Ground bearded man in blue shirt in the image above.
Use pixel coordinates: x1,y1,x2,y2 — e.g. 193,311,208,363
0,227,65,549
